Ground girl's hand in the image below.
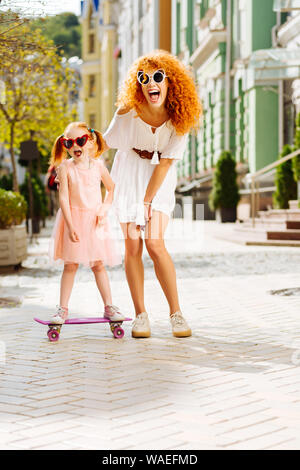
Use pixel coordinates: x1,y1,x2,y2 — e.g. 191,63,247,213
68,227,79,242
97,209,107,227
54,176,60,190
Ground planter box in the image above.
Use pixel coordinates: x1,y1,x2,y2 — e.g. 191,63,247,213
0,224,27,266
216,207,237,223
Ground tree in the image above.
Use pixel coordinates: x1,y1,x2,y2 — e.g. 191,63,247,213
0,2,53,61
0,22,78,192
292,113,300,183
31,13,82,59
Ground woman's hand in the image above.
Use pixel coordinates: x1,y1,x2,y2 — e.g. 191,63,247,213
68,226,80,242
144,202,152,223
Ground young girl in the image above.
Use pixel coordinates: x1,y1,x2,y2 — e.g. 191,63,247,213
102,50,202,338
49,122,124,324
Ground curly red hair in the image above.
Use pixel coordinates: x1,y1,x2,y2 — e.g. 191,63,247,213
116,50,202,135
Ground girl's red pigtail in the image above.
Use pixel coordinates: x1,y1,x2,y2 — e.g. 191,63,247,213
50,135,66,167
93,130,105,157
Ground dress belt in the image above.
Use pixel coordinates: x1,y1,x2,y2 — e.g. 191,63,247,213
133,148,161,161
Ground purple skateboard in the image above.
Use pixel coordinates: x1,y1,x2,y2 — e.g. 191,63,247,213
34,316,132,342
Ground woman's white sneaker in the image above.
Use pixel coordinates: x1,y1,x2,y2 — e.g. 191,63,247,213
132,312,151,338
170,311,192,337
51,306,68,325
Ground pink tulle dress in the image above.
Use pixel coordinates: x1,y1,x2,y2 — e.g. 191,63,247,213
49,157,122,268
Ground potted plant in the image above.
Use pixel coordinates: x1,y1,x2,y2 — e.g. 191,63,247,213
0,188,28,267
209,151,240,223
292,113,300,204
274,144,297,209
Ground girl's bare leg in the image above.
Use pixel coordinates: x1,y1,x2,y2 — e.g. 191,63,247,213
59,263,79,308
120,222,146,316
91,261,112,305
145,211,180,316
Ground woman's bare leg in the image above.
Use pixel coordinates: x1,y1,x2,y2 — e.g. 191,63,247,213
145,211,180,316
91,261,112,306
59,263,79,308
120,223,146,316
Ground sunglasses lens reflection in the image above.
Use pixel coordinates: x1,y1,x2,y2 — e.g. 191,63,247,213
138,72,149,85
63,139,73,149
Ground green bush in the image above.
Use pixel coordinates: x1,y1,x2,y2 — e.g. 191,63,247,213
273,144,297,209
0,188,27,229
209,151,240,211
292,112,300,182
20,172,49,220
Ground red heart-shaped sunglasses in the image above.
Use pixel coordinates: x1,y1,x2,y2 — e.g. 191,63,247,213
60,134,89,150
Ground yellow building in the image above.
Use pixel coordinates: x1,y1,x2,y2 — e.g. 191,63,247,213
80,0,102,131
100,1,119,132
80,0,119,164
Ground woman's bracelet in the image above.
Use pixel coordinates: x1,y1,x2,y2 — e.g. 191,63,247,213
144,201,152,205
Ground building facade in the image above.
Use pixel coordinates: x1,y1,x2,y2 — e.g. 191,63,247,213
80,0,172,163
115,0,172,85
173,0,300,219
80,0,102,131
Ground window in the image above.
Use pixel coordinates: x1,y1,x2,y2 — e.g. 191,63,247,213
88,33,95,53
89,114,96,129
88,75,96,97
88,9,95,29
236,0,247,59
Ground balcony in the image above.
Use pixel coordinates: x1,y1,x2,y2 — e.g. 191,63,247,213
277,12,300,46
247,48,300,82
273,0,300,11
190,30,226,69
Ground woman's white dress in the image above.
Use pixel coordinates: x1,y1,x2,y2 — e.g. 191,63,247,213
103,108,188,226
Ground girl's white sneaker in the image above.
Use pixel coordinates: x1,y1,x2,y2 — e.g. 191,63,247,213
51,306,69,325
170,311,192,337
132,312,151,338
104,304,125,321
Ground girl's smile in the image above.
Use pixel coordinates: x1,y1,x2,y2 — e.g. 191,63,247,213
73,149,83,158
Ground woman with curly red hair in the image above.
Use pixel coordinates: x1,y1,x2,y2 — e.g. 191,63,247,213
103,50,202,338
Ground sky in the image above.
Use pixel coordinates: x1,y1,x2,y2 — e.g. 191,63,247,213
42,0,81,16
1,0,81,16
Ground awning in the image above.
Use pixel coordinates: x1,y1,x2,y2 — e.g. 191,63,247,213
190,30,227,70
273,0,300,11
247,48,300,81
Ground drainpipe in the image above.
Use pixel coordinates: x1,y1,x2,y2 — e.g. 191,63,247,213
276,11,284,154
225,0,232,151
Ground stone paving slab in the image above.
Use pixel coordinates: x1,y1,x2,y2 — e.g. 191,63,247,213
0,219,300,450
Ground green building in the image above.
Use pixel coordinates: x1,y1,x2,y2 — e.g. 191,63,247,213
172,0,300,219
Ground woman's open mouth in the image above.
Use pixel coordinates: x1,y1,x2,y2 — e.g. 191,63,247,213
148,89,160,103
74,150,82,157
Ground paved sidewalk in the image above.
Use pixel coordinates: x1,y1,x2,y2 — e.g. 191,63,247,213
0,219,300,450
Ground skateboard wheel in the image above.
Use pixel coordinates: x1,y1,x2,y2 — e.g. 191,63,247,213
47,329,60,342
113,327,124,339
